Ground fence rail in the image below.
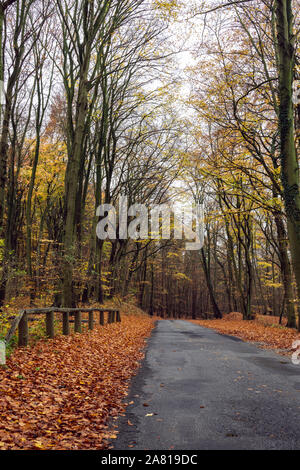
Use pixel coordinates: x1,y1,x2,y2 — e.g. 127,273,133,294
5,307,121,347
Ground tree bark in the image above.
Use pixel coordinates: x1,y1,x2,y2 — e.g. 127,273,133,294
276,0,300,330
200,247,222,319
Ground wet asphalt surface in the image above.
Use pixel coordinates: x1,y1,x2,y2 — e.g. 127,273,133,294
113,320,300,450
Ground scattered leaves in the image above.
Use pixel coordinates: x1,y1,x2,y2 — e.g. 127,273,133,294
190,315,300,354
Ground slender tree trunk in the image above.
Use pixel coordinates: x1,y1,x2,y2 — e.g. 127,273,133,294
149,262,154,316
26,95,40,278
200,247,222,319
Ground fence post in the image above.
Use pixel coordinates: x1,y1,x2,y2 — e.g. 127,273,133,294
116,311,121,322
112,311,116,323
99,311,104,326
74,311,82,333
88,311,94,330
18,312,28,347
63,311,70,335
46,311,55,339
108,311,112,324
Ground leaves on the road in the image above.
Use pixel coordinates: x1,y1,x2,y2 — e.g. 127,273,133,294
191,315,300,353
0,315,154,450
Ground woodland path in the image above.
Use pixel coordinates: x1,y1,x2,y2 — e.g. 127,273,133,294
114,320,300,450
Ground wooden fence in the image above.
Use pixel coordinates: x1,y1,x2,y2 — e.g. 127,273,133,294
5,307,121,347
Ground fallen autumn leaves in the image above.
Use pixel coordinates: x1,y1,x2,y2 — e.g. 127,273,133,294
190,315,300,353
0,315,154,450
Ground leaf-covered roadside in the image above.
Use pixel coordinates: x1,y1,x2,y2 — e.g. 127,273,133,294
0,315,154,450
189,316,300,354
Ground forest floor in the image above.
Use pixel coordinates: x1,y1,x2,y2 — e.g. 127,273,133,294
0,304,154,450
189,312,300,355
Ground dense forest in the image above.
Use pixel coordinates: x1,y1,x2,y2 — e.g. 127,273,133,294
0,0,300,330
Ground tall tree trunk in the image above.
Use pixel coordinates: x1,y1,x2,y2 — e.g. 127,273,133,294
62,59,90,307
276,0,300,330
200,247,222,319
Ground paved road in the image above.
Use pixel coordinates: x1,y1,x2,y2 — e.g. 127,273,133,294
114,320,300,450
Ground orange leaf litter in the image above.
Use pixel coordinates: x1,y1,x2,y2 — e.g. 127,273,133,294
0,315,154,450
190,313,300,354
